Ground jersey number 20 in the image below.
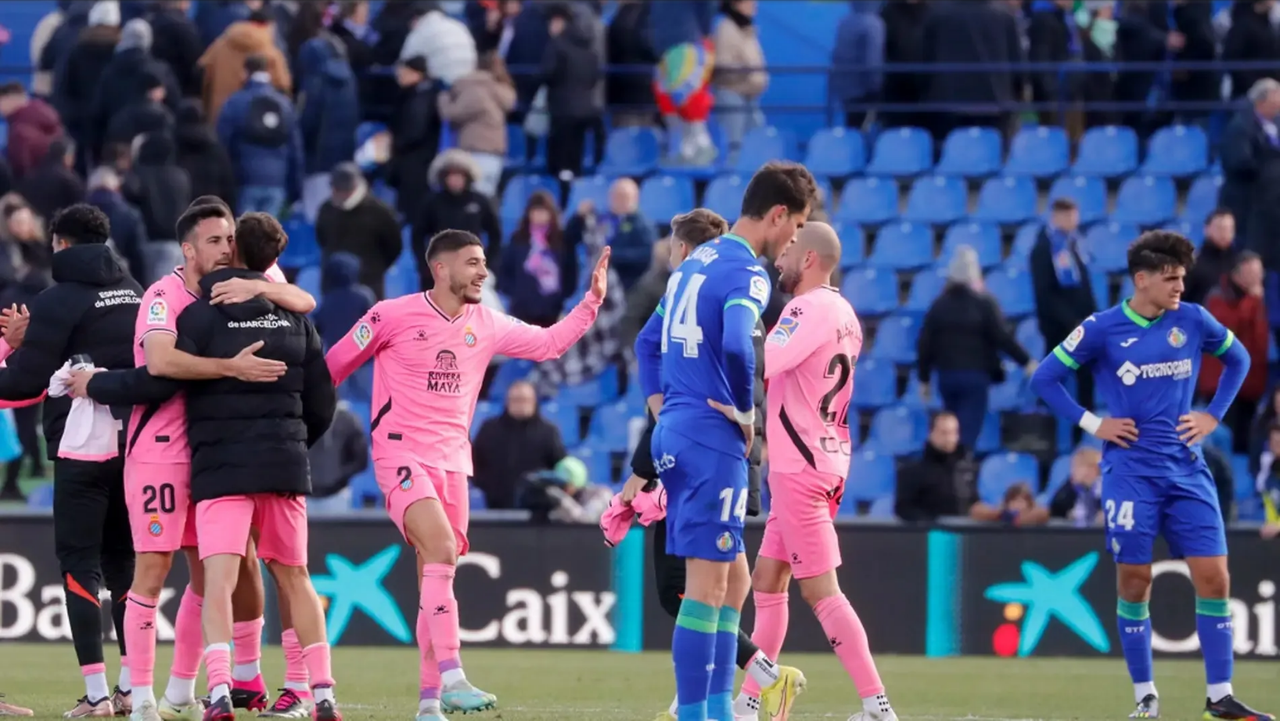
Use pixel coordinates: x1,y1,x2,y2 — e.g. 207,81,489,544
661,272,706,358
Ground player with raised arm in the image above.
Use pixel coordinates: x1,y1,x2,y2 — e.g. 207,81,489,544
640,162,816,721
1030,231,1272,721
325,230,609,721
740,222,895,721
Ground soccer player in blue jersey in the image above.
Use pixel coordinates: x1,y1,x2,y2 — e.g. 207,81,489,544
637,162,816,721
1030,231,1272,721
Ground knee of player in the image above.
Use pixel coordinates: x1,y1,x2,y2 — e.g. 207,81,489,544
1116,564,1153,602
132,553,174,596
797,573,841,607
411,534,457,565
267,562,312,592
1192,565,1231,599
750,558,790,595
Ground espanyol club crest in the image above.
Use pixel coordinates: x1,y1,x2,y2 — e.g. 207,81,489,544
463,326,477,347
148,515,163,537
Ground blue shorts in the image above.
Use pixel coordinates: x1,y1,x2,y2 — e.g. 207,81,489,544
1102,469,1227,565
652,423,748,562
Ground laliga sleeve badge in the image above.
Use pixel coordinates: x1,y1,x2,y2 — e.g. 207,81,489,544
1063,324,1085,352
146,299,168,326
353,322,373,350
749,274,770,305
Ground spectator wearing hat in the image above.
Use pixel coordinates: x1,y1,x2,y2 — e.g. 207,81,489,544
16,138,84,224
387,55,442,220
413,149,503,290
50,2,119,169
217,54,304,215
87,17,181,159
0,81,66,181
398,1,478,86
173,98,237,206
39,2,99,101
104,67,174,148
297,31,361,223
539,3,604,183
316,163,402,299
437,51,516,197
147,0,204,98
199,8,292,125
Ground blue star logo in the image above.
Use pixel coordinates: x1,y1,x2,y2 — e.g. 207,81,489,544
984,552,1110,656
311,545,410,645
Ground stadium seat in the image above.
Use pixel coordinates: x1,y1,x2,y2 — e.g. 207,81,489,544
975,412,1002,454
840,266,898,316
1038,454,1075,507
869,314,921,364
596,126,662,177
935,126,1003,178
832,223,867,268
1161,220,1204,248
639,175,695,224
1073,125,1139,178
1090,269,1112,306
278,218,320,269
587,399,634,452
977,452,1040,505
468,483,488,511
558,366,619,408
869,222,933,270
1004,125,1069,178
846,448,897,501
487,358,535,400
470,401,499,438
866,495,897,518
1047,175,1107,225
1182,173,1223,225
295,265,321,299
733,126,796,172
1085,222,1138,273
865,126,933,177
834,176,899,226
26,483,53,509
1015,318,1045,360
1119,275,1135,301
383,262,418,299
972,175,1037,224
989,361,1029,412
573,444,614,486
703,174,746,221
566,175,610,213
505,124,528,169
542,401,583,444
903,263,948,313
868,405,929,456
902,373,942,410
903,175,967,224
1111,175,1176,226
941,222,1002,268
985,264,1035,318
1141,124,1209,177
803,126,866,178
500,174,559,223
851,358,898,409
1010,222,1043,261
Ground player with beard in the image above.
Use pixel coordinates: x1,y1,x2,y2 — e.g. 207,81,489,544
325,230,610,721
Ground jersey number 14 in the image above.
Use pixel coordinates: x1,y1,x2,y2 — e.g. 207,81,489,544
661,272,706,358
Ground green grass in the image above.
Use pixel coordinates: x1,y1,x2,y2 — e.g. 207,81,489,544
5,644,1279,720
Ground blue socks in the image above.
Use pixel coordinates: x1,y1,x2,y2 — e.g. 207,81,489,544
708,606,740,721
672,599,719,721
1117,599,1154,691
1196,597,1234,696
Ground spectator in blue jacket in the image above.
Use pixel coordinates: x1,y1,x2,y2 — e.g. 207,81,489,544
830,0,885,129
564,177,655,289
216,53,304,214
297,32,360,223
84,165,148,281
313,251,376,351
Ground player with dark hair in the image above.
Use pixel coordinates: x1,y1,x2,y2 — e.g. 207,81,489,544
1031,230,1272,721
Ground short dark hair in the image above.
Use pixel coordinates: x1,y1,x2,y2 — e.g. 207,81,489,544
929,410,957,431
1234,250,1263,272
0,82,25,99
234,212,287,272
188,195,232,211
49,204,111,245
1127,230,1197,276
244,54,268,75
671,208,729,247
740,161,817,220
1205,207,1234,226
1050,197,1078,213
426,229,483,262
175,203,233,244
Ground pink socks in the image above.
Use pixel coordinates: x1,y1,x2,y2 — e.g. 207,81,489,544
232,618,264,674
814,594,884,698
281,629,310,694
124,595,158,687
742,591,790,697
301,643,334,689
170,586,203,681
420,564,462,678
204,643,232,695
416,604,441,701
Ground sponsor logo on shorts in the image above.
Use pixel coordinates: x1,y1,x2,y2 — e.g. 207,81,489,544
654,453,676,474
148,515,163,537
716,532,733,553
353,322,373,350
463,325,478,347
147,299,168,326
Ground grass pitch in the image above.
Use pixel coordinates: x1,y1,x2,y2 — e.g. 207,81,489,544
4,644,1278,720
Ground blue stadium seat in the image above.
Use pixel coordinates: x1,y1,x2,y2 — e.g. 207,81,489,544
639,175,695,223
1162,220,1204,248
865,126,933,177
851,358,898,409
278,218,320,269
505,124,528,169
834,176,899,225
985,265,1035,318
902,373,942,410
487,358,535,400
703,174,746,221
383,263,419,298
845,449,897,502
573,444,614,486
975,412,1002,454
832,223,867,269
1141,124,1209,177
558,366,620,408
587,400,634,452
1073,125,1139,178
972,175,1037,224
804,127,866,178
840,266,898,316
1119,275,1135,301
903,175,968,224
597,126,662,176
1048,175,1107,225
866,496,897,518
868,314,921,364
904,263,948,313
941,222,1001,268
500,174,559,223
470,400,500,438
1090,269,1112,306
733,126,796,173
542,401,583,444
566,175,610,213
989,362,1029,412
1111,175,1176,226
1005,126,1069,178
469,483,488,511
869,222,933,270
1010,222,1043,261
1015,318,1045,359
1085,222,1138,273
868,405,929,457
295,265,321,299
1183,173,1223,225
1038,454,1075,507
26,483,53,509
978,453,1040,505
935,126,1003,177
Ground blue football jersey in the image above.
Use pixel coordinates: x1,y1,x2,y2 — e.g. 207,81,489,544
1051,300,1235,476
657,234,771,457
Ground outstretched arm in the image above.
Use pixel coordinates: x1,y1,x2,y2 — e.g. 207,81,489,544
209,277,317,314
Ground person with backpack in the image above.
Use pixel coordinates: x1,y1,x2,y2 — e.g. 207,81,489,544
216,53,303,215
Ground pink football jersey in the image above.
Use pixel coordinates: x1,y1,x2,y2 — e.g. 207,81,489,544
128,269,200,462
326,293,601,474
264,263,286,283
764,286,862,476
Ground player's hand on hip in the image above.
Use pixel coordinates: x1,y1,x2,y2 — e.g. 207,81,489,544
228,340,287,382
589,246,611,301
210,277,265,305
1095,417,1139,448
1177,411,1218,446
706,399,754,457
620,474,647,503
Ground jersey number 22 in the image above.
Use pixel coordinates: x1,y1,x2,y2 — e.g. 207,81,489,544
662,271,706,358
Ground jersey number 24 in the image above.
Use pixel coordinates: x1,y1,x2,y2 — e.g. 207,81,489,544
662,272,706,358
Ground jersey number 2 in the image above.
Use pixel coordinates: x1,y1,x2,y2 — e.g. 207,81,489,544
661,272,706,358
719,487,748,523
819,354,853,427
1105,499,1135,531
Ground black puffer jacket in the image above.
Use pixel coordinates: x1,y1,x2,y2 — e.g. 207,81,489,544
124,133,192,241
0,242,141,459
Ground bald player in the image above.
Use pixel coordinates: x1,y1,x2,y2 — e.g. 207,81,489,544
737,223,898,721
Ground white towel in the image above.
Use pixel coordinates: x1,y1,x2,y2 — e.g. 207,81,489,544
47,362,121,461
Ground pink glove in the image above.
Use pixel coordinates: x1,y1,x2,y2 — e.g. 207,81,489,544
600,493,636,548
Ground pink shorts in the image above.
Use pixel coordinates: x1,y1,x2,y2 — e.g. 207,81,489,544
374,457,470,555
125,461,197,553
195,494,308,566
758,469,844,579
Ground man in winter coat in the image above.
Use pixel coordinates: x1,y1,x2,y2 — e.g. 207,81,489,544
199,8,292,126
297,33,360,223
315,163,401,299
146,0,204,99
565,177,655,289
85,165,148,281
17,137,84,222
0,81,66,180
104,68,175,148
412,149,502,289
1221,78,1280,266
50,1,119,165
388,55,441,220
122,132,191,283
399,3,477,86
216,54,304,215
1199,251,1269,453
87,18,182,160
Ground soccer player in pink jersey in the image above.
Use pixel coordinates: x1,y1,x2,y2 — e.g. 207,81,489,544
737,223,897,721
325,230,610,720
